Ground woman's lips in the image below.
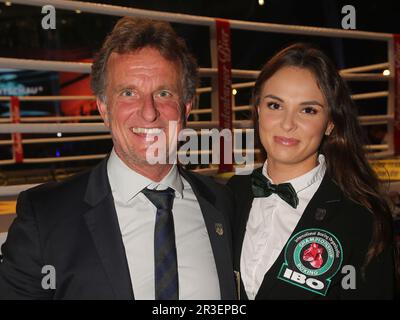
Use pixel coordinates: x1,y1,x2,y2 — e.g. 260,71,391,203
273,136,300,146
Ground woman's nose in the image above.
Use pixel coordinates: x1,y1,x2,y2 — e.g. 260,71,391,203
280,109,297,131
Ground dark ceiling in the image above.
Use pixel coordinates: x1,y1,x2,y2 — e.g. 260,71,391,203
0,0,399,67
78,0,400,33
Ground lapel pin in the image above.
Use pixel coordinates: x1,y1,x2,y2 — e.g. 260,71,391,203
215,223,224,236
315,208,327,221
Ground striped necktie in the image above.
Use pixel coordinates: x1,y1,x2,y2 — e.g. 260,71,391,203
142,187,179,300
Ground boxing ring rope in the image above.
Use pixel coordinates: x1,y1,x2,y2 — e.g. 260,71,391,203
0,57,392,82
341,62,390,74
0,95,95,102
0,89,390,122
0,134,112,145
0,0,396,195
0,184,40,197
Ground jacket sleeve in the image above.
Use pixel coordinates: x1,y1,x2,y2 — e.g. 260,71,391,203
343,243,396,300
360,244,396,299
339,209,395,300
0,191,52,299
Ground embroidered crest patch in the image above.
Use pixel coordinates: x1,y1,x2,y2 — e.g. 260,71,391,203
277,228,343,296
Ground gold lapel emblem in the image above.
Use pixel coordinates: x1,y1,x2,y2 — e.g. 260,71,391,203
215,223,224,236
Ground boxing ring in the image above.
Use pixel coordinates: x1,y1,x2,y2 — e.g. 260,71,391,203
0,1,399,244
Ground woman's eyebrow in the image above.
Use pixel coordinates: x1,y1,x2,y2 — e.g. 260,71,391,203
263,94,284,102
300,100,324,108
263,95,324,108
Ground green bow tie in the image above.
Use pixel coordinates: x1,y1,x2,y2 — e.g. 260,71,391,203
251,168,299,209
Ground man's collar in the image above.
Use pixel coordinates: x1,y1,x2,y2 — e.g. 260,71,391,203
147,164,184,198
107,148,183,203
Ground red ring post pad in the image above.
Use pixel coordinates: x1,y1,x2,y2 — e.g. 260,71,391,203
11,96,24,163
216,19,233,173
394,34,400,154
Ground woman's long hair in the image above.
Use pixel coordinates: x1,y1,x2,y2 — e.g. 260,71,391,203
252,43,396,277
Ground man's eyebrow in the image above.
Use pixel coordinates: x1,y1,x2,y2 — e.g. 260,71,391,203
115,84,135,91
263,94,284,102
155,85,176,91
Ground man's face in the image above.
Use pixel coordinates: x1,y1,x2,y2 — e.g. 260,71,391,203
97,47,192,173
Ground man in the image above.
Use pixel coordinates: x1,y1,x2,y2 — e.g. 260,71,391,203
0,17,236,300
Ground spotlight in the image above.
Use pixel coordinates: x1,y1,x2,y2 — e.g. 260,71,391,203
232,89,237,96
382,69,390,76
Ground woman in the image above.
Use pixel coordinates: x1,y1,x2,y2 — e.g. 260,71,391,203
227,43,397,299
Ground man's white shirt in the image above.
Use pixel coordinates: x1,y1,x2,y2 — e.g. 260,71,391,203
107,149,220,299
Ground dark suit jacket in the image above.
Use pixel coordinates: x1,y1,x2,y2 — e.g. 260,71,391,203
0,159,236,300
227,172,395,300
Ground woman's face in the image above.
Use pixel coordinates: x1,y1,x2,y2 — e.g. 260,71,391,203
257,66,334,175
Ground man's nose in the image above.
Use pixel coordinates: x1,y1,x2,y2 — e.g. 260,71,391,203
140,95,159,122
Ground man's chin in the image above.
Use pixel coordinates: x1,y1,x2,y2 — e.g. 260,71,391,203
116,146,172,166
128,154,170,167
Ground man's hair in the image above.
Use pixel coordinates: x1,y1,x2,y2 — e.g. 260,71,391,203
91,17,198,105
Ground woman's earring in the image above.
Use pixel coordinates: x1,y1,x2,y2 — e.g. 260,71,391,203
325,124,334,136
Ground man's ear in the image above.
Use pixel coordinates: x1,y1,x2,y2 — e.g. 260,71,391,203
97,97,110,128
184,100,193,121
